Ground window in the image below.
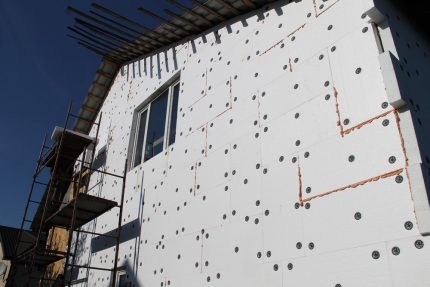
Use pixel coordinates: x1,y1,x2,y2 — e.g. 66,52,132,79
144,90,169,161
131,79,180,168
115,270,130,287
168,83,180,146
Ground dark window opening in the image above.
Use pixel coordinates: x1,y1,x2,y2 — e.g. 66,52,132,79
130,78,180,168
169,83,180,146
144,90,169,161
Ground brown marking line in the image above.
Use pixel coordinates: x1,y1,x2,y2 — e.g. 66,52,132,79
257,91,262,128
189,77,233,133
205,67,208,95
287,23,307,38
301,168,404,203
342,109,395,136
229,75,233,107
188,95,207,109
194,161,198,196
289,58,293,72
312,0,317,17
205,123,208,157
193,106,232,132
333,87,345,136
394,110,416,217
316,0,340,17
187,68,210,108
394,110,409,167
298,163,304,205
259,23,306,57
260,39,284,56
126,79,134,102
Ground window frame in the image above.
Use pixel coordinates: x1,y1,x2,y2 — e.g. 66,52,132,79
131,106,150,168
129,77,180,169
115,269,128,287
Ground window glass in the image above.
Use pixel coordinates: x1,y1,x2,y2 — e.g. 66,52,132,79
117,273,128,287
133,110,147,167
144,90,169,161
168,83,180,146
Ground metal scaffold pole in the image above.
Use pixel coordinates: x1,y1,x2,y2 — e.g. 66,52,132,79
11,102,128,287
111,159,128,287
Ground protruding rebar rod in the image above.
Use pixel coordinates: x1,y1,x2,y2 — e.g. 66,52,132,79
78,42,123,63
68,6,157,50
92,3,179,41
70,26,140,58
89,10,145,36
89,9,167,47
166,0,213,25
69,7,136,39
138,7,191,35
75,18,148,54
73,38,128,62
187,0,226,21
164,8,202,31
67,33,128,61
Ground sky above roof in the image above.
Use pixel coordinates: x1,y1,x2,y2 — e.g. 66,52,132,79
0,0,187,228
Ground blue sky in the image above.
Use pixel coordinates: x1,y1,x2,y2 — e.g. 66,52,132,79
0,1,185,228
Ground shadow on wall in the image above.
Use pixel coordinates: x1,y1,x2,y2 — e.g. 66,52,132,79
122,0,288,82
113,259,139,287
71,167,147,285
67,219,141,285
90,219,141,253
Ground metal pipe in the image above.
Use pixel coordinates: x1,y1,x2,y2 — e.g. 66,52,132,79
75,228,118,239
11,134,46,285
137,7,191,35
70,26,140,58
69,111,101,284
67,34,128,61
68,6,156,49
91,3,179,41
69,114,102,279
68,111,98,123
34,181,48,186
75,18,147,54
89,10,145,36
29,102,73,286
77,41,124,63
75,18,148,54
69,6,154,51
166,0,213,25
67,264,112,272
73,36,113,54
111,159,128,287
78,41,124,63
66,149,87,287
89,10,167,47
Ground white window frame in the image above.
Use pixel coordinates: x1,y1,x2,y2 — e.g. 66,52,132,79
164,80,180,149
130,106,149,168
130,78,180,169
115,269,128,287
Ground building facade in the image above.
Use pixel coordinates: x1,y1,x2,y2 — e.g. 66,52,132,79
38,0,430,286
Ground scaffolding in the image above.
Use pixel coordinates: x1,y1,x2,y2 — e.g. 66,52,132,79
10,103,127,287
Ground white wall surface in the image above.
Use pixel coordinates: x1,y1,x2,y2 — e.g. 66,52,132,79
72,0,430,286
